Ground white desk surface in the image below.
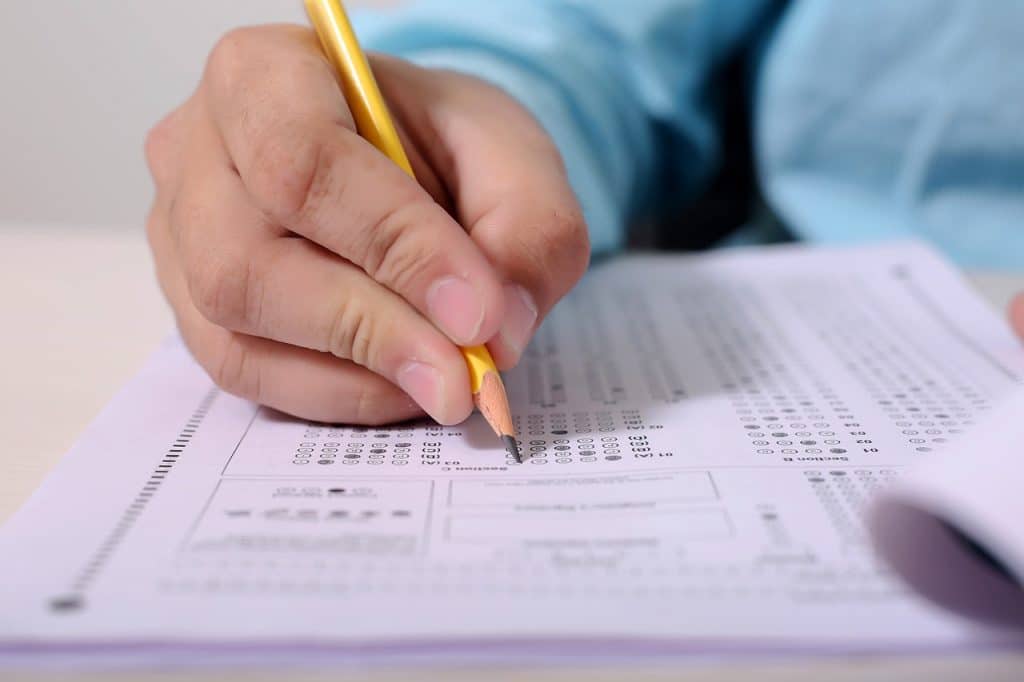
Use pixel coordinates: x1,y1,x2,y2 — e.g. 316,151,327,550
3,224,1024,681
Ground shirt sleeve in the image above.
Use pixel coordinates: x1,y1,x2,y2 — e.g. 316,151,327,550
755,0,1024,269
356,0,773,256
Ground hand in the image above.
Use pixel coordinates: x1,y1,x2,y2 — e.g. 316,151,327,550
1010,295,1024,340
144,25,589,425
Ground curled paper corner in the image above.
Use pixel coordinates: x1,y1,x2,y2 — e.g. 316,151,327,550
870,495,1024,629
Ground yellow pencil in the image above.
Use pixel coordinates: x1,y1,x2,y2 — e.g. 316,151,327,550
304,0,521,463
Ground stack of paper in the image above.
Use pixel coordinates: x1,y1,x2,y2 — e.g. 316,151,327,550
2,242,1023,668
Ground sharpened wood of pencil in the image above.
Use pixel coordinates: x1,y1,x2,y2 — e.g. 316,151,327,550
304,0,521,463
463,345,520,463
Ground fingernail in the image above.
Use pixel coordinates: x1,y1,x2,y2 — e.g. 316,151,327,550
499,283,538,357
427,276,485,344
396,361,445,419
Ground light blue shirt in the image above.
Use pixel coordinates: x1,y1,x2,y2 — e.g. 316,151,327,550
359,1,1024,269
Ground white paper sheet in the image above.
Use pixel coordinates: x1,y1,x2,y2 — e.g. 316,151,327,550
872,386,1024,627
3,241,1024,665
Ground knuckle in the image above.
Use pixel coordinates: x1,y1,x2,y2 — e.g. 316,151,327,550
514,208,590,296
143,125,167,180
206,27,260,89
144,111,181,184
209,337,262,401
352,385,400,426
249,132,336,228
189,253,255,330
326,299,378,369
361,202,435,290
544,208,591,283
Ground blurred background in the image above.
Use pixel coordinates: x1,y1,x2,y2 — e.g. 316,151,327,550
0,0,388,230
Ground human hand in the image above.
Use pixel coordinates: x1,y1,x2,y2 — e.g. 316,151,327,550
1010,294,1024,341
144,25,589,425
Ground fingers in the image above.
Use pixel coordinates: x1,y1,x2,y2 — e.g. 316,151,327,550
182,313,427,425
201,25,505,348
166,121,473,424
148,196,425,425
1009,294,1024,340
468,196,589,370
378,61,591,368
147,24,590,426
144,100,191,191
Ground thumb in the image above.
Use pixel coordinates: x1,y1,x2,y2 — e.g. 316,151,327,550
376,58,591,367
468,186,590,369
427,81,590,367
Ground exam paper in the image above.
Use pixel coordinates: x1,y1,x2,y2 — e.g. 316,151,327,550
872,386,1024,627
3,242,1024,663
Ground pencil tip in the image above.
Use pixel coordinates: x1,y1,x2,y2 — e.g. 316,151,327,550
502,434,522,463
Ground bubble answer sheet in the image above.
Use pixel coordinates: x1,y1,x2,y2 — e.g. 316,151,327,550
3,241,1024,667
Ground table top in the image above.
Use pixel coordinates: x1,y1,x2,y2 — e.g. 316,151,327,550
3,223,1024,681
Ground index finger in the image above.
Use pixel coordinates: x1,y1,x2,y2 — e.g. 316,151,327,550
201,25,505,347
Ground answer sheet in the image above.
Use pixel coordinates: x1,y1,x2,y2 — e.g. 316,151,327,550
3,242,1024,661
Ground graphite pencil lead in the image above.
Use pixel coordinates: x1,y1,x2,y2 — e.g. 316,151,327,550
502,434,522,463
